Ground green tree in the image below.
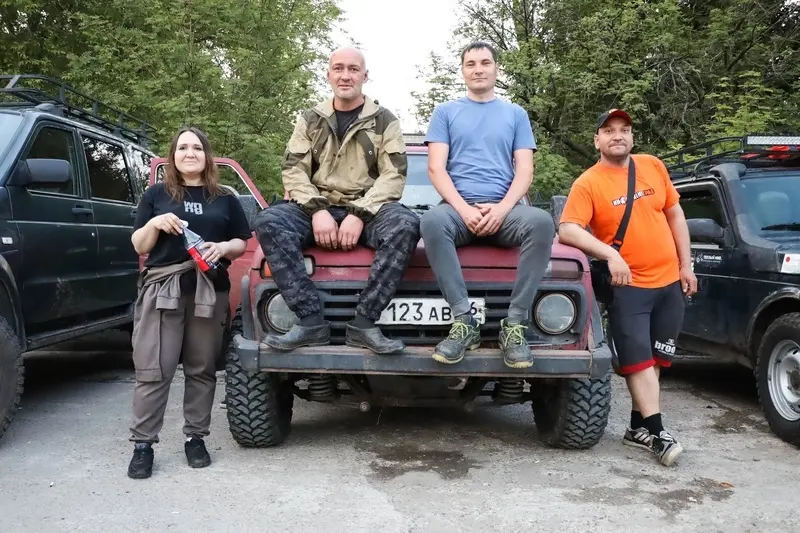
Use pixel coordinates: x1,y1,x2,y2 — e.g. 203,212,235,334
410,51,465,126
0,0,342,197
412,0,800,189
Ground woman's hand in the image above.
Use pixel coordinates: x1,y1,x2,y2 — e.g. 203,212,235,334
199,241,229,264
148,213,184,235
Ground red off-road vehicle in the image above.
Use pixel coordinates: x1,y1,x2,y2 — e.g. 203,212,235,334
150,137,613,449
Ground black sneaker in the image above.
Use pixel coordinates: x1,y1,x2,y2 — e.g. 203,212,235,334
127,444,154,479
623,426,652,451
651,430,684,466
499,319,533,368
432,317,481,364
185,437,212,469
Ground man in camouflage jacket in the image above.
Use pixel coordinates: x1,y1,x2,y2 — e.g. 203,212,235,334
254,47,420,354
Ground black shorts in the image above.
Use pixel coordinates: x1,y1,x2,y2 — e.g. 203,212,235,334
608,281,686,376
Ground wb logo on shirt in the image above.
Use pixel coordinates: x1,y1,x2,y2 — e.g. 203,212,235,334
184,201,203,215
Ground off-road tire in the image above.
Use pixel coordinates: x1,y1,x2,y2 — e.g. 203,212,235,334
531,372,612,449
0,316,23,441
225,306,293,447
755,312,800,447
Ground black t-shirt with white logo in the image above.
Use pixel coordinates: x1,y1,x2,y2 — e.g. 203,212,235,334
133,183,252,292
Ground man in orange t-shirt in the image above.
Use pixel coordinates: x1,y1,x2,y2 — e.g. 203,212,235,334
559,109,697,467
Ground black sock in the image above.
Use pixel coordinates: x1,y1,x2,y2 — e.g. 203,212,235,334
456,313,476,326
630,410,644,429
300,313,324,327
644,413,664,436
350,313,375,329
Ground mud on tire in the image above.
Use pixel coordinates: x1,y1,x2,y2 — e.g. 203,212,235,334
755,312,800,447
531,372,612,449
225,306,293,447
0,316,23,441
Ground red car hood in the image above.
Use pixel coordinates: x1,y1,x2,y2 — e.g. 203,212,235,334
300,237,586,268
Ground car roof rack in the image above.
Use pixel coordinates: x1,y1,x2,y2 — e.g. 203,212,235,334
0,74,157,147
659,134,800,180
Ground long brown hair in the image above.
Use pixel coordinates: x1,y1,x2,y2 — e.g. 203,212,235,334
163,126,227,202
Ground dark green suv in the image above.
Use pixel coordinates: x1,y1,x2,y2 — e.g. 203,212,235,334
0,74,157,440
660,134,800,447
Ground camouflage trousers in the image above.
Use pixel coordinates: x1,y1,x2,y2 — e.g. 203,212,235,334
254,202,421,320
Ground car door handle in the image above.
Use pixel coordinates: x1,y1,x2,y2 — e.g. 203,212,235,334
130,209,137,219
72,207,93,215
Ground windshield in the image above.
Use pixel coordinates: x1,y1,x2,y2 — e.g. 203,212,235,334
400,152,442,208
0,113,23,158
739,173,800,234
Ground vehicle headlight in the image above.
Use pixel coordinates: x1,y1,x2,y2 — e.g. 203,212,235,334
264,293,300,333
534,293,576,335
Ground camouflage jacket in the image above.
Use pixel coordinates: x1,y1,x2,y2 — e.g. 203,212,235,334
281,96,408,222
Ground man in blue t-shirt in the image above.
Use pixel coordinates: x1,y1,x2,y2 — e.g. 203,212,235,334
421,41,555,369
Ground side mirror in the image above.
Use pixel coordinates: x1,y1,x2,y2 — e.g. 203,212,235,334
237,195,261,229
687,218,725,244
10,159,72,186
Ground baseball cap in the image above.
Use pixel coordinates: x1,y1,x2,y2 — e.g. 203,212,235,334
596,109,632,131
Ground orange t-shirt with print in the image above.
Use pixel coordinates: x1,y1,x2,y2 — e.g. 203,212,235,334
560,153,681,289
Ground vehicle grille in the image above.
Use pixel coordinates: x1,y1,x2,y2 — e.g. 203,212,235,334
320,283,512,346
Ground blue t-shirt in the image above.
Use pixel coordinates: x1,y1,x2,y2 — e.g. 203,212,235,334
424,97,536,203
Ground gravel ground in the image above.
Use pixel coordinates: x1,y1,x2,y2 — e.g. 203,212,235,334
0,334,798,532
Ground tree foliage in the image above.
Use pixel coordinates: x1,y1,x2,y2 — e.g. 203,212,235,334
0,0,342,196
411,0,800,197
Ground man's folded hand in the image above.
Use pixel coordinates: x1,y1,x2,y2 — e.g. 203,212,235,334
338,214,364,251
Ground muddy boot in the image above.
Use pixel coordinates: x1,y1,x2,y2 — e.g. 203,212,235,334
500,318,533,368
432,315,481,364
345,324,405,354
261,323,330,351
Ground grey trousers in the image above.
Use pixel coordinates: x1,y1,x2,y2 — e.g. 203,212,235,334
129,291,229,443
420,202,555,321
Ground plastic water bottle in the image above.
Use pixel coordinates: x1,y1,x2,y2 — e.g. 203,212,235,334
181,220,219,272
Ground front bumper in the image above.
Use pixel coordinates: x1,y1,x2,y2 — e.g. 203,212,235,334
233,334,612,379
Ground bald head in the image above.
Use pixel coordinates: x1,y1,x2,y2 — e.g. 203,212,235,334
329,46,366,69
326,46,369,107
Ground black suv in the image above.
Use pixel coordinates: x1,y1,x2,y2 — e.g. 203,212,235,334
0,75,156,440
659,134,800,447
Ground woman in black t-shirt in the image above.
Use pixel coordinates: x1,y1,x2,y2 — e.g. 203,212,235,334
126,126,251,479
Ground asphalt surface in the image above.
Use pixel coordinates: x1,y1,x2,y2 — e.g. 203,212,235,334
1,332,799,532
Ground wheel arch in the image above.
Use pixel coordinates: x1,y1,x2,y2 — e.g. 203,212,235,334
239,272,256,340
0,254,24,342
748,288,800,361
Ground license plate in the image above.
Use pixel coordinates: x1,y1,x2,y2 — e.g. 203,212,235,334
376,298,486,325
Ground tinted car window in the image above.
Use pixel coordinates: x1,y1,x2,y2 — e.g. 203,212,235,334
83,136,134,203
25,126,77,196
679,189,725,227
129,148,152,197
218,165,252,195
